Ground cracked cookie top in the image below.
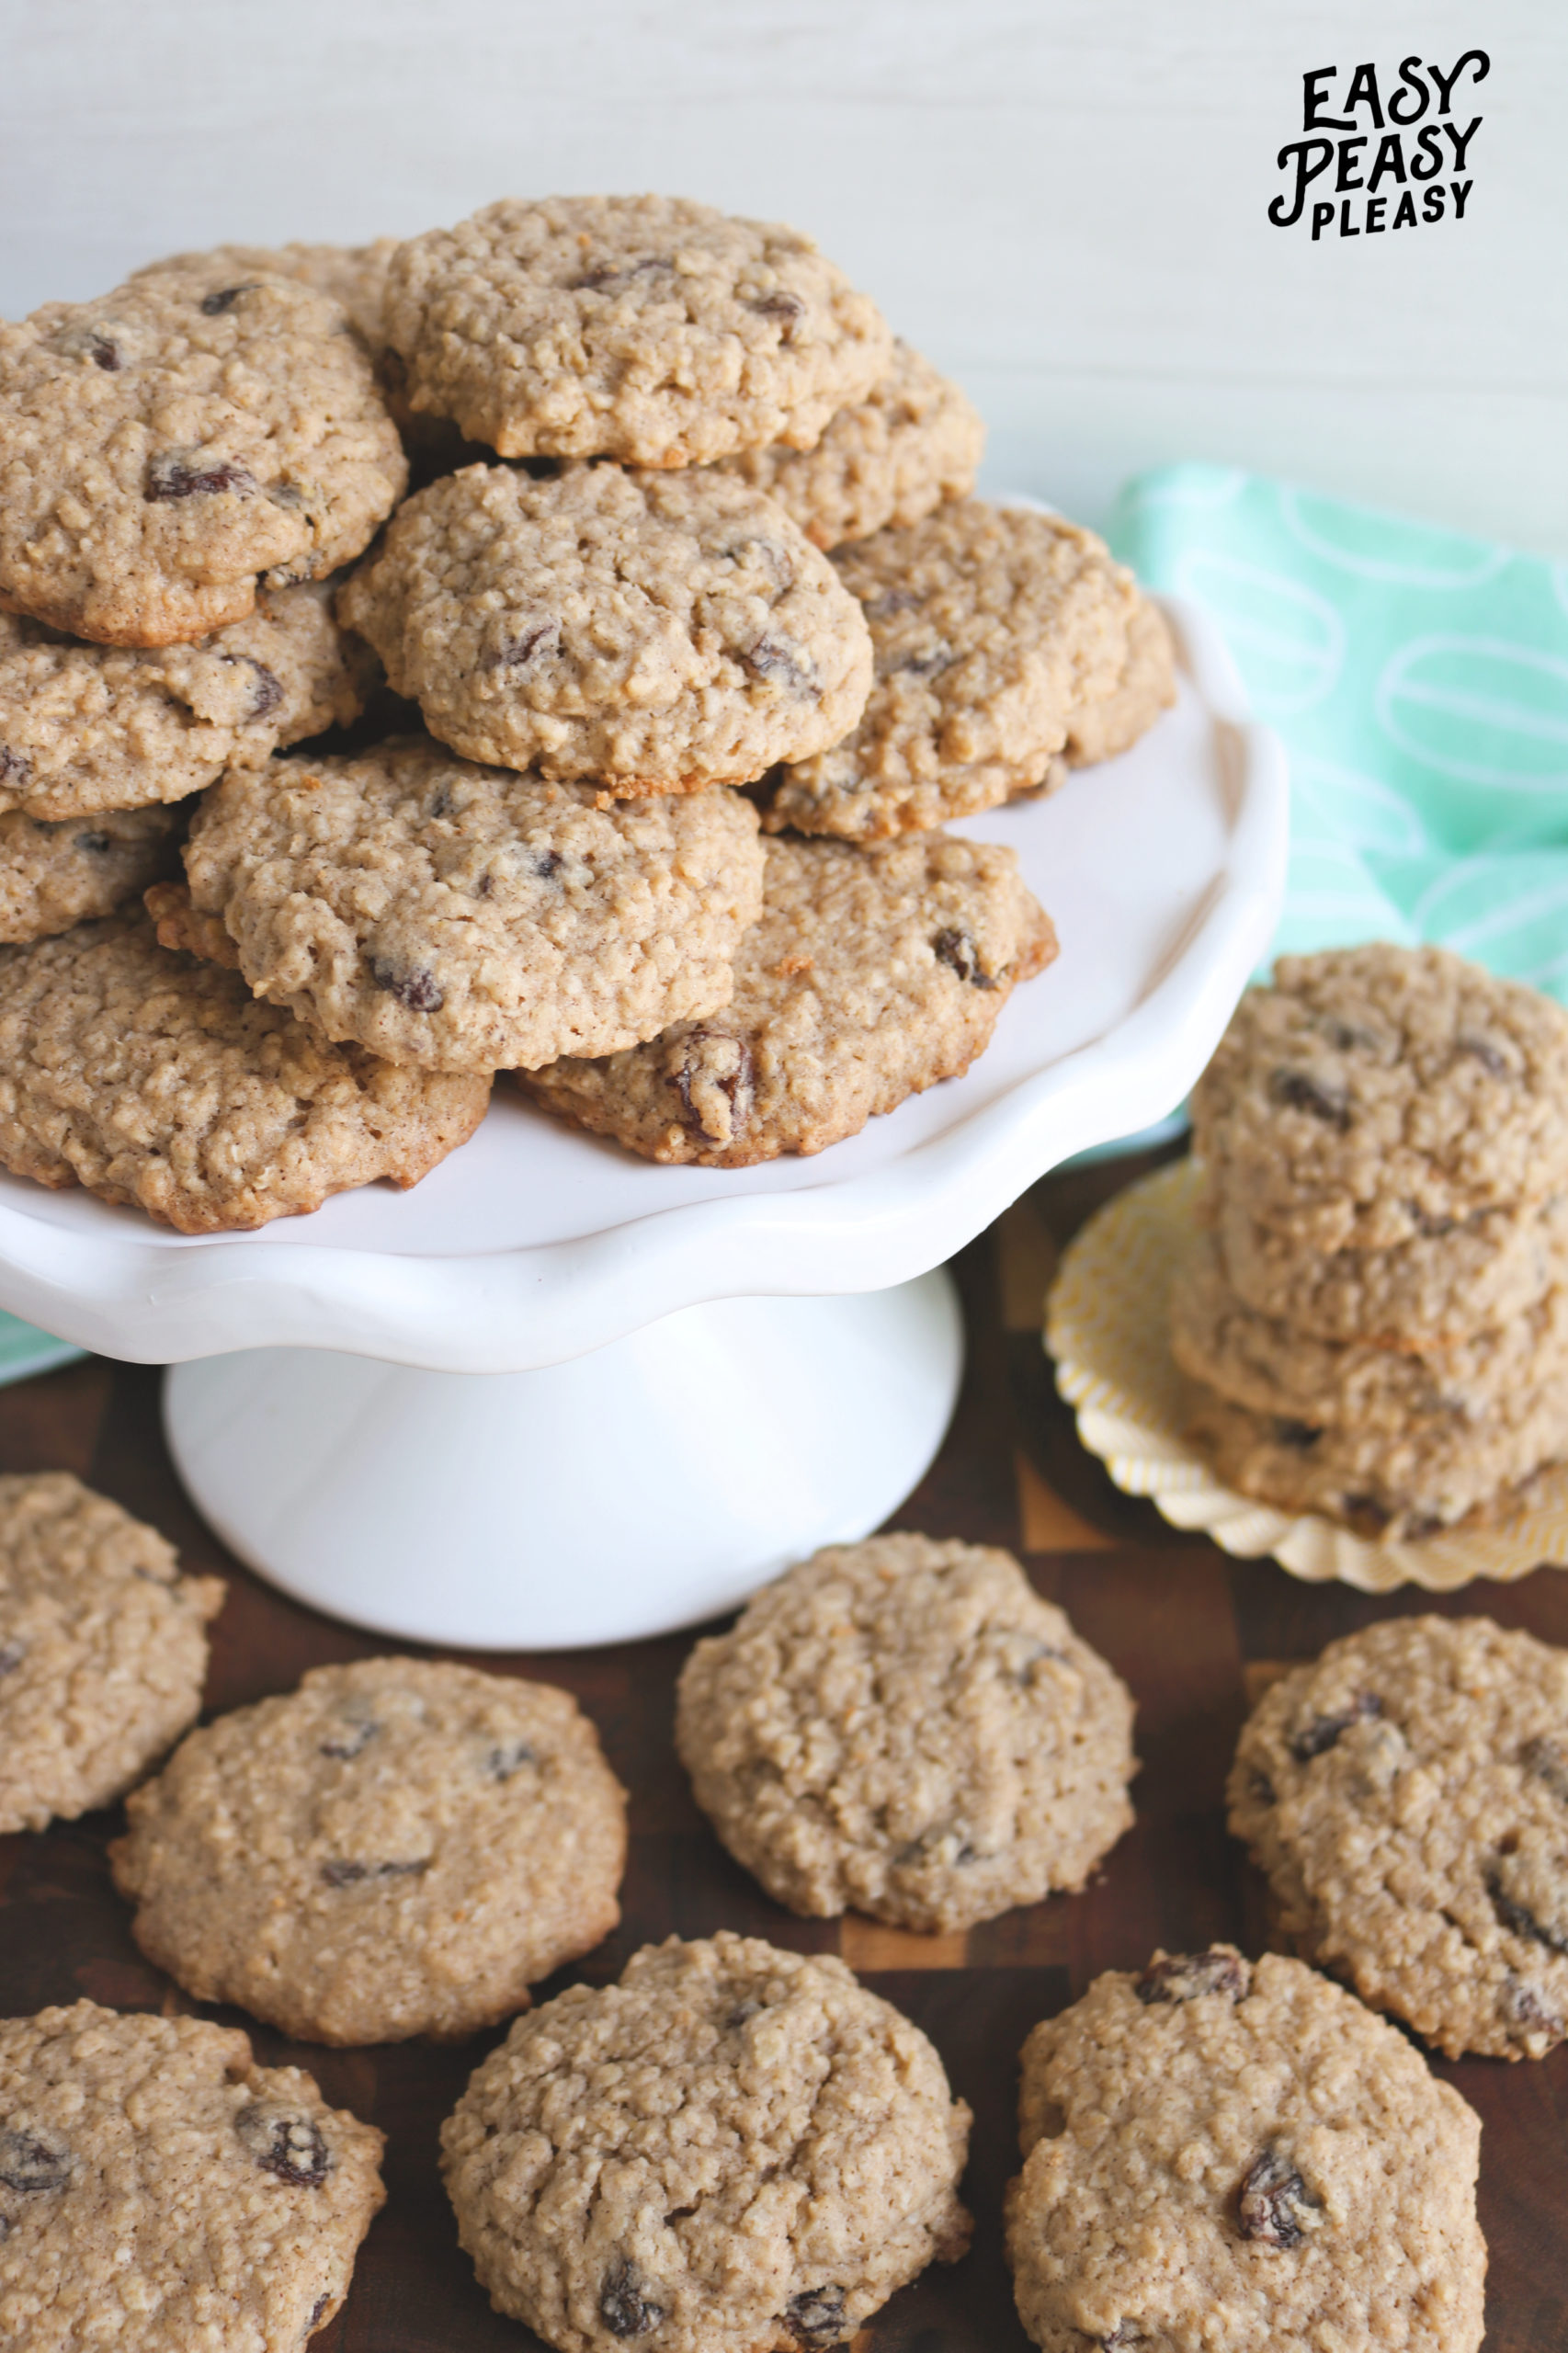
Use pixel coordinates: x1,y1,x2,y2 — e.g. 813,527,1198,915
676,1533,1135,1933
1007,1949,1484,2353
0,271,406,645
337,463,872,791
111,1657,626,2045
441,1932,971,2353
523,829,1056,1165
382,193,892,466
1191,944,1568,1250
0,2002,383,2353
1231,1614,1568,2059
181,737,765,1071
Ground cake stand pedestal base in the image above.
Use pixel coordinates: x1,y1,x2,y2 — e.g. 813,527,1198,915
163,1271,964,1650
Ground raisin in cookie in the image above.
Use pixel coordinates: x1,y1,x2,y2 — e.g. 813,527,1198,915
441,1932,971,2353
1211,1187,1568,1347
1190,944,1568,1251
0,909,491,1231
0,805,180,943
1171,1228,1568,1436
0,271,407,646
523,830,1055,1165
1184,1375,1568,1539
111,1658,625,2045
382,194,892,466
337,463,872,791
181,737,765,1070
1006,1948,1484,2353
0,1472,223,1835
1231,1616,1568,2060
0,585,369,822
676,1534,1135,1932
133,237,400,352
0,2002,383,2352
710,341,984,551
760,504,1138,839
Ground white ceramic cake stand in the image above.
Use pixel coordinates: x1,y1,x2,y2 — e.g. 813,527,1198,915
0,596,1286,1647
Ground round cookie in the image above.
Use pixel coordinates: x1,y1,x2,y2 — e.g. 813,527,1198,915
132,236,400,351
710,341,984,551
0,270,407,645
1061,591,1176,767
337,463,873,792
1211,1186,1568,1347
761,503,1139,839
0,584,371,822
1231,1616,1568,2060
181,737,766,1071
1005,1947,1485,2353
523,829,1056,1165
0,2001,384,2351
1171,1227,1568,1435
0,805,181,944
382,193,892,466
1190,944,1568,1251
0,1472,223,1835
1183,1374,1568,1539
676,1533,1136,1932
111,1657,626,2044
441,1932,971,2353
0,909,492,1232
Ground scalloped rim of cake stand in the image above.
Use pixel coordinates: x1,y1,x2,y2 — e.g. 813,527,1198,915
0,596,1288,1373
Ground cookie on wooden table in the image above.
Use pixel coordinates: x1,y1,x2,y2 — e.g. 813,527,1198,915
382,193,892,466
0,805,181,943
760,502,1139,838
441,1932,971,2353
0,585,369,822
0,909,492,1231
180,736,766,1070
0,1472,223,1836
523,829,1055,1165
711,340,984,551
111,1657,626,2045
1231,1614,1568,2060
337,464,873,791
676,1533,1135,1932
1006,1947,1485,2353
0,271,406,645
0,2001,383,2351
1189,943,1568,1252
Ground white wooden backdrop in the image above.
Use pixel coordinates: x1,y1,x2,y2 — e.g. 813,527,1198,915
1,0,1562,551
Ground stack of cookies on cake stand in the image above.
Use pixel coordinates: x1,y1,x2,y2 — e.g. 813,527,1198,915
0,194,1175,1233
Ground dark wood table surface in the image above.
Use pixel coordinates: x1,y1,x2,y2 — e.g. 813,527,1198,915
2,1142,1565,2353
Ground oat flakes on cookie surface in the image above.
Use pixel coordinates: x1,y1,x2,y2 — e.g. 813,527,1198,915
676,1534,1135,1933
1191,943,1568,1251
382,193,892,465
0,2001,384,2352
183,736,765,1070
111,1657,625,2045
132,236,400,351
0,1472,223,1836
0,584,371,821
1006,1947,1484,2353
711,340,984,551
0,909,491,1231
0,804,181,943
524,830,1055,1165
1060,590,1176,768
1231,1615,1568,2060
338,463,872,791
0,270,407,646
441,1931,971,2353
762,503,1138,839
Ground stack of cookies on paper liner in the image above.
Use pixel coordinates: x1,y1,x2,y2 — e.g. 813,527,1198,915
1170,940,1568,1539
0,194,1176,1233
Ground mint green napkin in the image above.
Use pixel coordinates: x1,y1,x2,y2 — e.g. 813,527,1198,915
1109,464,1568,1002
0,1312,81,1387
